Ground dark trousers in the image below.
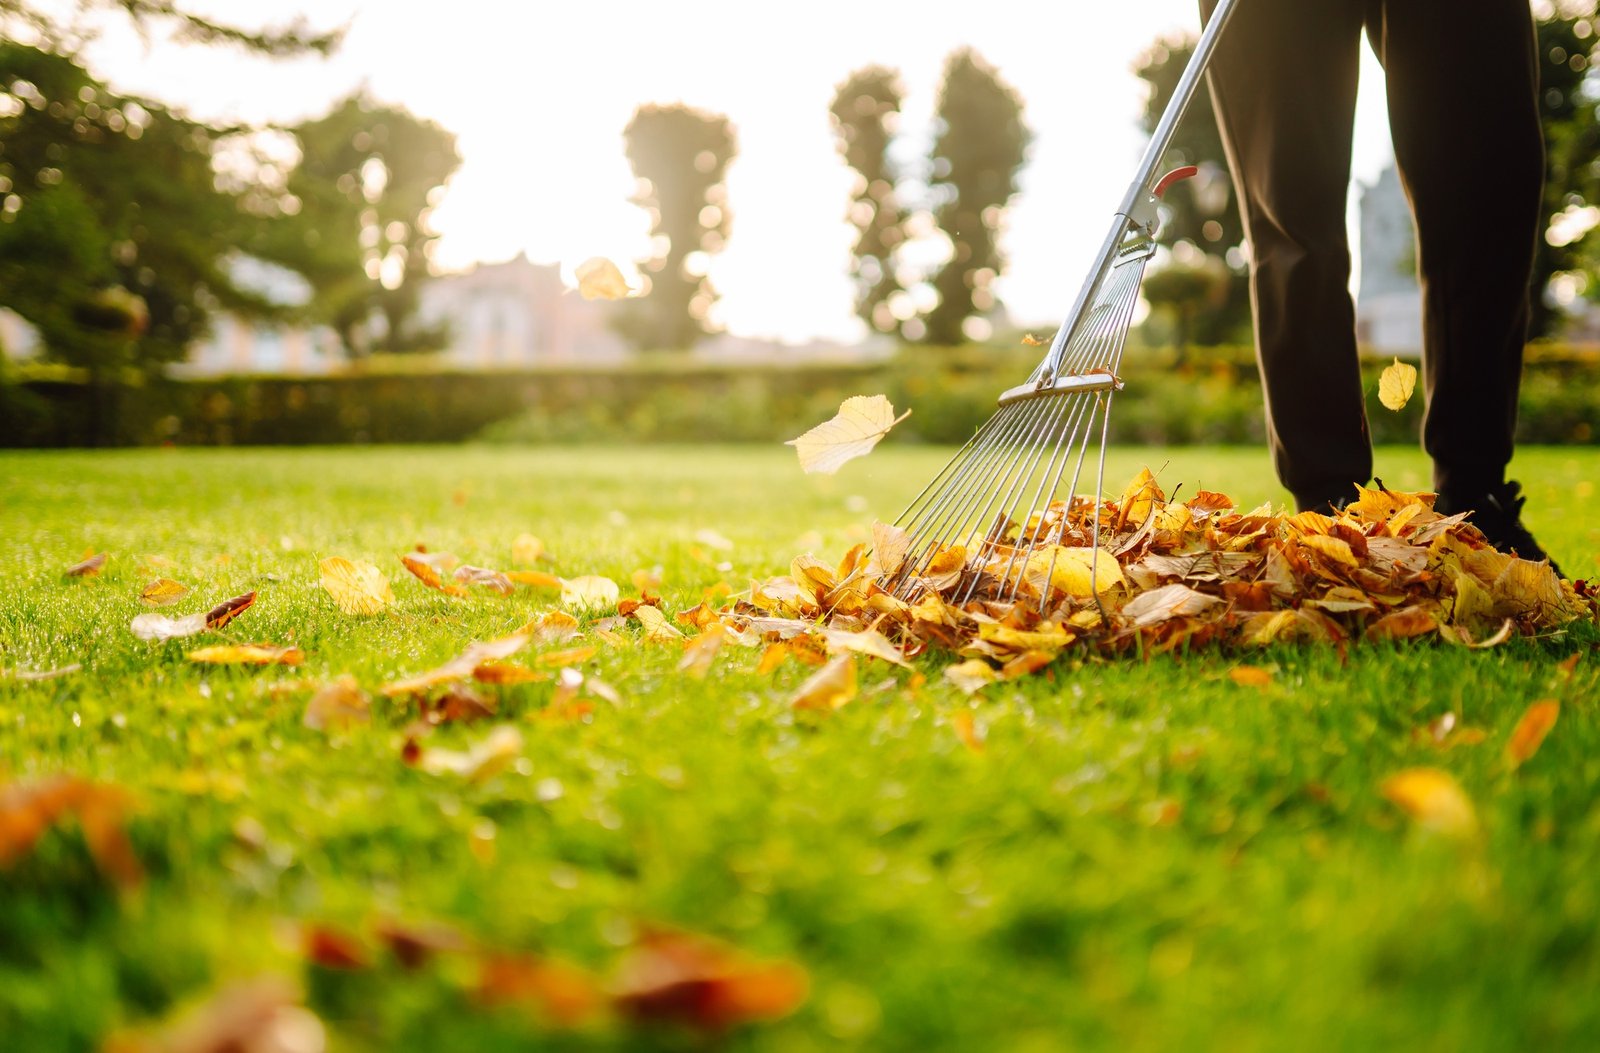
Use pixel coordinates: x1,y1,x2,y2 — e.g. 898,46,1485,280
1199,0,1544,510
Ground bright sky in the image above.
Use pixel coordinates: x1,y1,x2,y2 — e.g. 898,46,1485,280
72,0,1396,344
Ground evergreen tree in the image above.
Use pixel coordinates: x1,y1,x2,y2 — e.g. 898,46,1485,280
617,104,736,351
830,66,909,336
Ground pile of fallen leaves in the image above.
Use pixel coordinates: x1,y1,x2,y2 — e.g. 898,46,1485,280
723,471,1595,692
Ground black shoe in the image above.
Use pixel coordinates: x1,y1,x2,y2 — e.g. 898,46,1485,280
1436,480,1564,577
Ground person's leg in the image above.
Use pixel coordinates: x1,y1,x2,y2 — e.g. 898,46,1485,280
1201,0,1370,512
1368,1,1543,502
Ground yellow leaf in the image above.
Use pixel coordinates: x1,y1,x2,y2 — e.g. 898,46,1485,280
382,632,533,696
1026,546,1123,598
785,395,911,475
186,644,304,666
303,675,371,731
791,655,857,711
1506,699,1559,770
950,710,985,753
1378,357,1418,411
869,520,911,578
677,624,726,680
138,578,189,607
976,620,1073,653
633,604,686,642
507,569,565,589
1117,467,1164,528
574,256,633,300
1366,606,1438,641
1020,332,1047,346
319,557,394,615
1381,767,1478,838
820,627,909,667
561,575,620,613
1119,583,1223,627
1229,665,1273,688
513,533,546,565
535,645,599,667
944,659,998,696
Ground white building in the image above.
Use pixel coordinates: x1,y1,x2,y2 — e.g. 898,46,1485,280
1355,163,1424,357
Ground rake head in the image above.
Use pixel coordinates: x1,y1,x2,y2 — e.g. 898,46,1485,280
879,234,1160,614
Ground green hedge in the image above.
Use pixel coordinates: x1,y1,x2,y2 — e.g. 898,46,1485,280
3,345,1597,448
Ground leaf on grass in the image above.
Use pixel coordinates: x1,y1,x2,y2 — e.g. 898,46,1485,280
130,591,256,642
1381,767,1478,838
574,256,633,300
1378,358,1418,411
1229,665,1273,688
373,918,468,970
950,710,985,753
401,554,468,596
535,645,599,668
611,930,809,1031
478,953,604,1027
66,551,107,577
523,610,583,643
632,604,686,642
678,624,726,679
381,632,533,696
508,569,566,589
512,533,546,565
304,675,371,731
416,725,524,781
139,578,190,606
786,394,911,475
101,977,322,1053
472,662,547,685
3,663,81,682
319,557,394,615
303,923,370,970
561,575,620,612
944,659,998,696
1506,699,1559,770
454,564,516,596
187,644,304,666
791,655,857,711
0,775,141,888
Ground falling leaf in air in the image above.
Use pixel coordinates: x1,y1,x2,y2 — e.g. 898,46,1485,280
139,578,189,607
400,554,468,597
1378,358,1418,411
1021,332,1047,346
319,557,394,615
187,644,304,666
1506,699,1559,770
304,676,371,731
66,551,108,577
786,394,912,475
574,256,633,300
1381,767,1478,838
561,575,620,613
792,655,857,711
611,929,809,1031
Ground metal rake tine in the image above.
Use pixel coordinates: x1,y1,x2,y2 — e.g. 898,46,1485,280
891,409,1005,530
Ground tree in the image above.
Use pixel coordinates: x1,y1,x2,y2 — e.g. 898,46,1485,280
1132,36,1253,346
0,44,281,441
252,94,461,357
1531,5,1600,338
617,104,736,351
922,49,1029,346
830,66,910,336
0,1,341,57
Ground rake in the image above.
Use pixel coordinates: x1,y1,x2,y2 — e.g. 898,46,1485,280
879,0,1244,612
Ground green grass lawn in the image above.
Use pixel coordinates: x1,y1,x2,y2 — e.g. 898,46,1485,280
2,443,1598,1052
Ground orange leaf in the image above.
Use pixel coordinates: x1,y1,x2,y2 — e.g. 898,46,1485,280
951,710,985,754
303,675,371,731
0,775,141,888
535,645,599,668
1381,768,1478,838
205,591,257,630
611,930,808,1031
472,662,547,685
1506,699,1559,770
382,632,533,697
303,923,369,970
677,624,726,679
401,553,468,596
478,953,604,1027
1229,666,1273,689
507,570,565,589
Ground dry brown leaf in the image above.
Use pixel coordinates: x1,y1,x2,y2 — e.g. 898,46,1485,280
130,591,257,643
319,557,394,615
477,953,604,1027
139,578,190,607
1120,583,1223,627
454,564,516,596
400,553,468,597
187,644,304,666
66,551,107,577
1378,357,1419,411
574,256,633,300
416,725,523,781
303,676,371,731
1506,699,1559,770
792,655,857,711
611,930,809,1031
1381,767,1477,838
820,626,909,667
786,394,911,475
1366,606,1438,641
